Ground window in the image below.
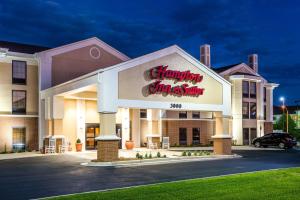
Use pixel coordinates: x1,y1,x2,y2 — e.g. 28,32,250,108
192,128,200,145
250,102,257,119
243,128,257,145
192,112,200,119
12,128,26,152
179,111,187,119
12,60,27,84
140,109,147,118
250,82,256,98
263,87,266,102
242,81,249,98
12,90,26,114
242,102,249,119
264,105,267,120
179,128,187,145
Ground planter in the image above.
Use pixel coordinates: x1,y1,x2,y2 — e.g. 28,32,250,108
76,143,82,152
125,140,134,150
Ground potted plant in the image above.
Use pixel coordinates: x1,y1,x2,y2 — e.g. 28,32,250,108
75,138,82,152
125,140,134,150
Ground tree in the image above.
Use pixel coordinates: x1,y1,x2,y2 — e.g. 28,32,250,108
274,113,300,140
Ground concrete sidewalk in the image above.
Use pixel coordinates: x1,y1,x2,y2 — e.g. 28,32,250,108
0,151,45,160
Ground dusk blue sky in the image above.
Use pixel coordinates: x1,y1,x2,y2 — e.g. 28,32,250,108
0,0,299,105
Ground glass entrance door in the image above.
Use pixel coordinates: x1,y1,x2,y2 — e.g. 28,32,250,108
85,124,100,150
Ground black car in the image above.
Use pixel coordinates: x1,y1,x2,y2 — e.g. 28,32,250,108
252,132,297,149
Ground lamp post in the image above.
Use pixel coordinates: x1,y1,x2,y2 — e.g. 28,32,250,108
280,97,288,133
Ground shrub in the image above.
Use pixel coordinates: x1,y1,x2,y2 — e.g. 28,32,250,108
182,151,187,156
149,153,152,158
157,152,161,158
76,138,81,144
163,155,167,158
145,153,148,159
187,151,192,156
136,153,140,159
193,151,198,156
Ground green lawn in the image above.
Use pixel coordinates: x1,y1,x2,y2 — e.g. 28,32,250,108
48,167,300,200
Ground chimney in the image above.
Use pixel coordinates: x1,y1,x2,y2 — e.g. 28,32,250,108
200,44,211,67
248,54,258,72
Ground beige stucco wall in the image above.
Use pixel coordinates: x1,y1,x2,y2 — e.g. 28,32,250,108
0,57,38,114
0,117,38,152
85,100,99,124
118,53,223,105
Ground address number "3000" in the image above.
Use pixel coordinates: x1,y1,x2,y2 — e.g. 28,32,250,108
170,104,182,108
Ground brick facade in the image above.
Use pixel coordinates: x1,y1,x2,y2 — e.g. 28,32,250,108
264,122,273,134
162,120,214,146
97,140,119,162
213,138,232,155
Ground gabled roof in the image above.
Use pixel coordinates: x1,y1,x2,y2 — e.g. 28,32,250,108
0,40,49,54
213,63,242,73
38,37,130,61
232,72,259,76
214,63,259,77
43,44,231,92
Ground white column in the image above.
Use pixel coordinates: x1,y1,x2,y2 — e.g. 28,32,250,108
121,108,130,149
147,109,153,136
256,82,264,137
231,79,243,145
76,99,86,150
131,109,141,148
266,87,273,122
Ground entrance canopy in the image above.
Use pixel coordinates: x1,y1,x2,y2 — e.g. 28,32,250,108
41,45,232,117
40,44,233,158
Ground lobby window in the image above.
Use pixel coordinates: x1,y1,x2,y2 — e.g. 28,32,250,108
12,128,26,152
250,102,257,119
179,111,187,119
249,82,257,98
179,128,187,145
192,128,200,145
242,102,249,119
192,111,200,119
12,90,26,114
140,109,147,118
242,81,249,98
12,60,27,85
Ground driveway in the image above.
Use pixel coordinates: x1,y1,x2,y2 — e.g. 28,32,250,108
0,149,300,200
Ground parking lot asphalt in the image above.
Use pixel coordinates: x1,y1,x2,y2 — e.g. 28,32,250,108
0,149,299,200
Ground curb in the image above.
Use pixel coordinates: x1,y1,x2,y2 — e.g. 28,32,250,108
81,154,242,168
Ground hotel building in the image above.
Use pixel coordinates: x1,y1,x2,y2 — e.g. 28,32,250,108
0,38,278,160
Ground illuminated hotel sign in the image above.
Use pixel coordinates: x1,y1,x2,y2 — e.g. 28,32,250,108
148,65,205,97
